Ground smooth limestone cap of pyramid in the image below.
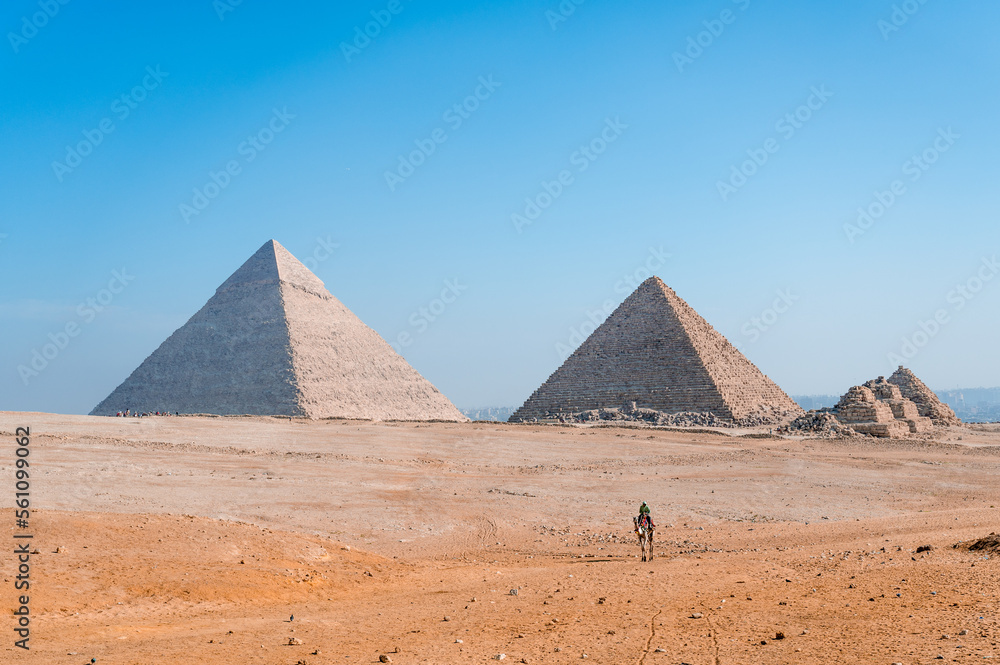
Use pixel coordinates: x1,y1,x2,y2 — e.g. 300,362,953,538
216,239,326,295
91,239,467,421
509,276,801,423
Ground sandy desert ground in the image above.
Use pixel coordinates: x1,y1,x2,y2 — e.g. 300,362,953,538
2,412,1000,665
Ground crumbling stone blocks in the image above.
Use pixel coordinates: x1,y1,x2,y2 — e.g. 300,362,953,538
889,366,962,425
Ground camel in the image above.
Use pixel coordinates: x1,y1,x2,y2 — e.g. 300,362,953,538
633,515,654,562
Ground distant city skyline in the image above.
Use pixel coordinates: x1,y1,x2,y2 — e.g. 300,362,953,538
2,1,998,415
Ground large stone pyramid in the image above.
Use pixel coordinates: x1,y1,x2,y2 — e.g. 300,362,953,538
509,277,801,424
91,240,466,421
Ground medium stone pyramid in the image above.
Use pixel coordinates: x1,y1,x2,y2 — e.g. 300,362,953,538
509,277,801,423
91,240,466,421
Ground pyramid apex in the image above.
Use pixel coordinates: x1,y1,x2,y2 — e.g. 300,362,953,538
637,275,675,295
638,275,668,288
217,239,326,295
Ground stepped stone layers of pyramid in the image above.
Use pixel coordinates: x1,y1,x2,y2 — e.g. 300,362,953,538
509,277,802,424
91,240,466,421
791,367,959,437
833,378,934,438
888,366,961,425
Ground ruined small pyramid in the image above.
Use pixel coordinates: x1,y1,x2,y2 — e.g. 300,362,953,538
509,277,802,423
832,378,933,438
91,240,466,421
888,366,961,425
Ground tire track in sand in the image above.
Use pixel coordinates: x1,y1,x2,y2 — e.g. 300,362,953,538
476,514,498,549
636,608,662,665
702,608,722,665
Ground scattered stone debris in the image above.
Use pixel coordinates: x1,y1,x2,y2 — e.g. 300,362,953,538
558,406,734,428
488,488,537,497
545,401,804,428
954,533,1000,553
787,410,857,437
916,544,933,553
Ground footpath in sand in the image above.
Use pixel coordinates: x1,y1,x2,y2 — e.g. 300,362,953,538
2,413,1000,664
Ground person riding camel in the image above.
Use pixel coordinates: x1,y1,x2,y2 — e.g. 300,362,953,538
638,501,654,529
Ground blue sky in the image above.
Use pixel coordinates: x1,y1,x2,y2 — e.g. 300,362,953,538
2,0,998,414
